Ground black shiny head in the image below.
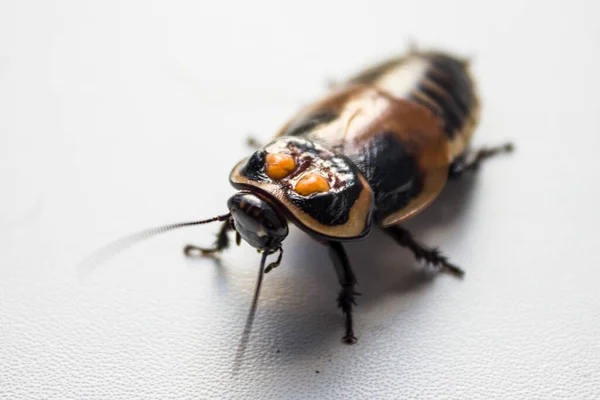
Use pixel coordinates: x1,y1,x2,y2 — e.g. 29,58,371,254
227,191,289,250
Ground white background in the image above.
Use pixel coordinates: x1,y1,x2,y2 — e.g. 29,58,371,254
1,1,599,399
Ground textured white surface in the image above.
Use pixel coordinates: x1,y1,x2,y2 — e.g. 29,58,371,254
1,1,600,399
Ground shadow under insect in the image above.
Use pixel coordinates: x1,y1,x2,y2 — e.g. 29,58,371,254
222,175,479,360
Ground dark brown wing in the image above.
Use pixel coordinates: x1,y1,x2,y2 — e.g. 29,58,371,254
347,51,480,161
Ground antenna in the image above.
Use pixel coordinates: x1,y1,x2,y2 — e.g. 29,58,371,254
232,246,284,373
233,250,268,373
77,213,231,276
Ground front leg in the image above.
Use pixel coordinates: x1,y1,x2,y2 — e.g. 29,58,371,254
384,225,464,277
184,220,233,257
326,241,359,344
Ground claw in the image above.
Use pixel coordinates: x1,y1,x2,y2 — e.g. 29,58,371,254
441,263,465,278
341,334,358,345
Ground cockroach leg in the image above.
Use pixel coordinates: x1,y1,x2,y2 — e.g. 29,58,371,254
449,142,514,179
246,135,263,150
184,220,232,257
327,241,360,344
264,246,283,273
384,225,465,277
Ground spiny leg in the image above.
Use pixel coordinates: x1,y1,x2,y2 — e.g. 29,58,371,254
384,225,464,277
327,241,359,344
449,143,514,179
184,220,232,257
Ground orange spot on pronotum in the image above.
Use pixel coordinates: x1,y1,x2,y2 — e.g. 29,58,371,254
265,153,296,180
295,173,330,196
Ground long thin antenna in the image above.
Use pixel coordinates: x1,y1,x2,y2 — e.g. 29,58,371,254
233,250,269,373
77,213,231,276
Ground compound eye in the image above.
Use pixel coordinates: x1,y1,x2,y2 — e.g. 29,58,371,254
265,153,296,180
295,173,330,196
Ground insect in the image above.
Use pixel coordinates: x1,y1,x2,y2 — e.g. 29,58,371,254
86,48,512,349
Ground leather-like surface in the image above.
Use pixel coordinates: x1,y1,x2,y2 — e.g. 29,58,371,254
1,1,599,399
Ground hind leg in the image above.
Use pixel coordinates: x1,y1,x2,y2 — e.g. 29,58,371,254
184,220,233,257
449,143,514,179
384,225,464,277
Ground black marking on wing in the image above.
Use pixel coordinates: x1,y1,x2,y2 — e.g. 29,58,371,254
427,54,474,115
416,83,465,139
410,53,475,139
352,132,423,223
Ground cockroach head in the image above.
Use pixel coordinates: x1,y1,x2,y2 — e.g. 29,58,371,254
227,191,288,251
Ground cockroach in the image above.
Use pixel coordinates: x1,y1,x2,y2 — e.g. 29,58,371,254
84,48,512,355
